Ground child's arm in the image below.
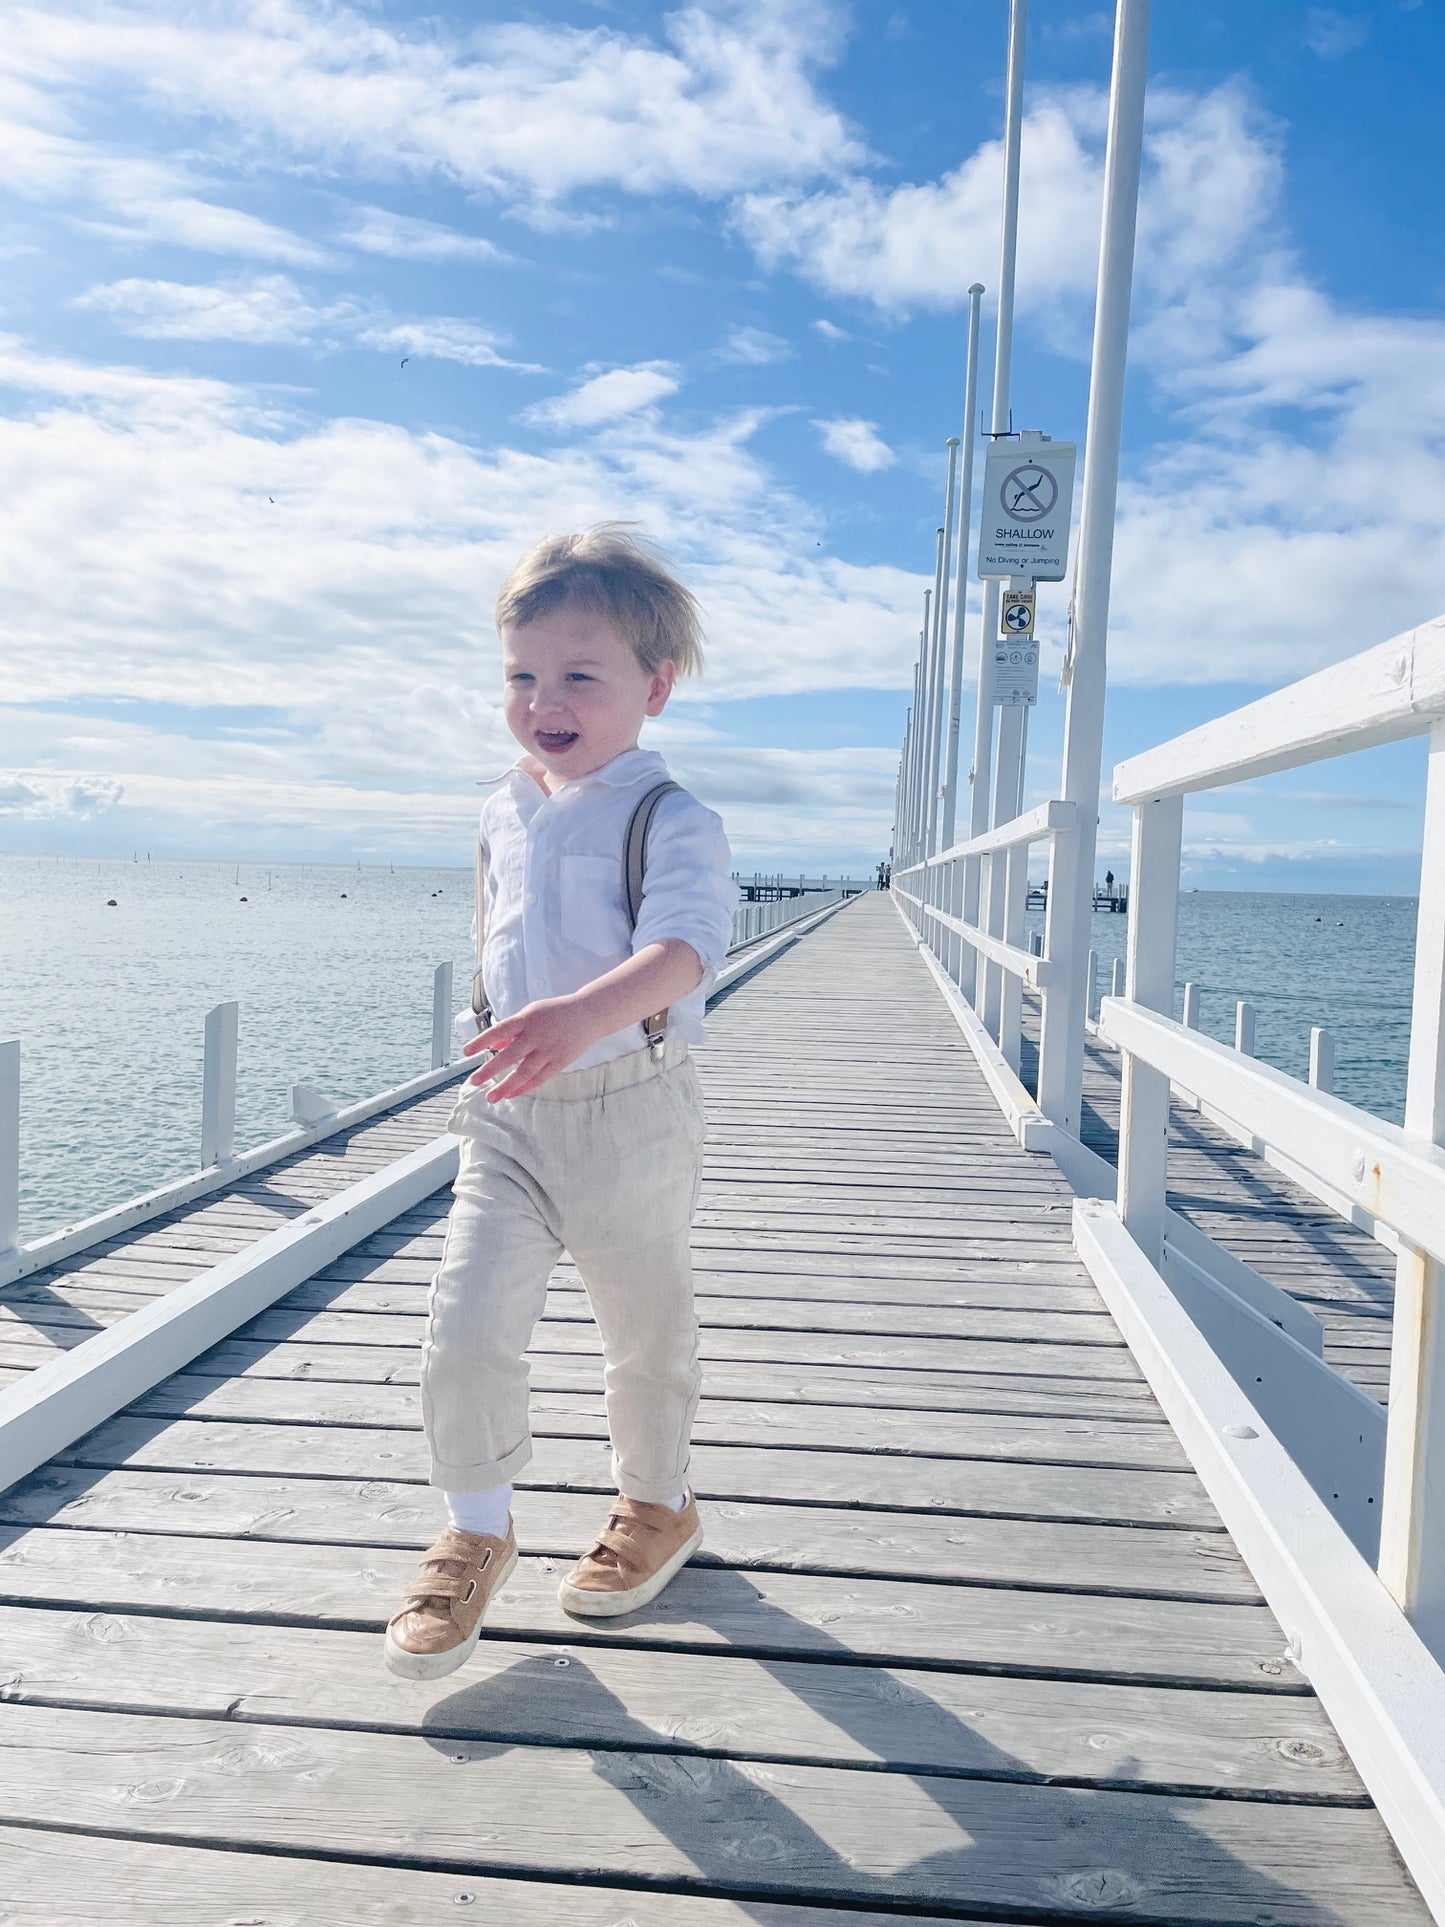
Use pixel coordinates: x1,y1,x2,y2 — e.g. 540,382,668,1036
464,938,705,1102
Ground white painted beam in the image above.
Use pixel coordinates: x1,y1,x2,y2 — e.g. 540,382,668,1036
1099,997,1445,1269
1117,796,1182,1267
0,1040,17,1257
199,1001,237,1168
0,1138,459,1496
431,962,454,1069
1114,614,1445,804
1074,1196,1445,1924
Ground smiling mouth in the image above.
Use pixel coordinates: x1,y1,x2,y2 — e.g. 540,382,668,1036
535,729,579,753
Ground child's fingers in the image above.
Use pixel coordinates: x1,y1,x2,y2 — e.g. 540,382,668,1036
484,1055,549,1102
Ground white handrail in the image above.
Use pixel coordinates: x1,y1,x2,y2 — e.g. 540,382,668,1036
1114,614,1445,804
1106,613,1445,1678
913,798,1076,869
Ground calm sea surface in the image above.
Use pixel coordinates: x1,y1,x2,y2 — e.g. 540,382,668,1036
0,854,1419,1243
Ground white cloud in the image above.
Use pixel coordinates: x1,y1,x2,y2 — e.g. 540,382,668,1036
1305,10,1370,58
717,325,792,365
337,205,510,263
813,415,895,472
812,318,848,341
72,273,538,369
0,771,123,818
526,361,681,429
1,1,864,222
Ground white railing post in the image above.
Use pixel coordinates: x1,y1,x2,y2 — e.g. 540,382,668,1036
1086,950,1099,1023
1309,1027,1335,1094
1035,0,1152,1135
1116,794,1183,1268
432,962,454,1068
1000,845,1027,1071
200,1001,238,1168
1110,956,1125,999
0,1040,18,1256
1380,718,1445,1662
1235,1001,1256,1057
1182,981,1200,1029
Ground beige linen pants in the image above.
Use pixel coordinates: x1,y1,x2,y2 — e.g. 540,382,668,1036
421,1034,707,1503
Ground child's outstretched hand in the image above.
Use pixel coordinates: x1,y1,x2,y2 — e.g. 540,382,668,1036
463,996,598,1102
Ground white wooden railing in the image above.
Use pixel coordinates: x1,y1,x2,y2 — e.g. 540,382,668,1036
1103,614,1445,1640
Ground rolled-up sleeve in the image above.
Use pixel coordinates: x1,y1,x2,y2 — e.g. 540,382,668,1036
631,793,739,990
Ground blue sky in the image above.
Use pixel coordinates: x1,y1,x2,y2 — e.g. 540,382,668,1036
1,0,1441,888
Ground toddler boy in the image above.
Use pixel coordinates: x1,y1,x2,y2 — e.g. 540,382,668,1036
385,524,738,1679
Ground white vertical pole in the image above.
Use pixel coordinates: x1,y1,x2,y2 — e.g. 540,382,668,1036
1036,0,1151,1135
1234,1001,1256,1057
922,541,946,853
1309,1027,1335,1093
1111,956,1125,999
1117,794,1182,1268
432,961,454,1068
200,1001,238,1168
0,1039,18,1255
1380,719,1445,1663
1182,981,1201,1029
914,603,931,866
1086,950,1099,1024
963,1,1028,1009
1001,845,1027,1071
927,444,962,857
941,287,986,858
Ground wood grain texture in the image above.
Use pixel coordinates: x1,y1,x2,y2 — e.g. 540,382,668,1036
0,893,1423,1920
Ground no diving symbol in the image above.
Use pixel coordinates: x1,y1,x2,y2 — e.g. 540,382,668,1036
1001,463,1058,521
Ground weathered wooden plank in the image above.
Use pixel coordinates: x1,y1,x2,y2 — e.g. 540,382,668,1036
0,1829,972,1927
1,1469,1256,1599
226,1310,1149,1379
0,1704,1422,1920
0,1526,1298,1688
0,1604,1360,1798
55,1419,1216,1529
130,1373,1187,1467
186,1340,1163,1417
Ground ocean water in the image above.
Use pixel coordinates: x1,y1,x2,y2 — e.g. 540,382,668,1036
0,856,1419,1244
1026,891,1418,1128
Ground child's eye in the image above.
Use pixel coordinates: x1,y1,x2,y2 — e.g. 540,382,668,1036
508,672,533,682
566,672,592,682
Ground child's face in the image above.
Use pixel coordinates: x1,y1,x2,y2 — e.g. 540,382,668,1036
500,604,675,783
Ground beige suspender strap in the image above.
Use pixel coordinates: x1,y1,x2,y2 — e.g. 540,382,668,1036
471,836,491,1026
624,780,685,1060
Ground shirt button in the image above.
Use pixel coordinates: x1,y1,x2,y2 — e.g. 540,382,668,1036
524,891,538,907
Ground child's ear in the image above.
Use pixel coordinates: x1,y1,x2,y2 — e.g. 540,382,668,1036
645,660,676,715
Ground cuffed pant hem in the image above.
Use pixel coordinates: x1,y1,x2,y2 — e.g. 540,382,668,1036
614,1466,693,1505
426,1434,533,1491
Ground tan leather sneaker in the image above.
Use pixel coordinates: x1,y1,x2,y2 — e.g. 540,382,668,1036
558,1494,704,1618
384,1523,517,1679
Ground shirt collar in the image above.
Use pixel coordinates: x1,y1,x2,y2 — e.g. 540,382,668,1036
501,745,667,796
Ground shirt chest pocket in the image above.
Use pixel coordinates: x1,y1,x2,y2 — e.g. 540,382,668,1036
558,853,631,962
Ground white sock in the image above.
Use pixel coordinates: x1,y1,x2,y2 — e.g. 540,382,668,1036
659,1491,688,1511
445,1484,512,1538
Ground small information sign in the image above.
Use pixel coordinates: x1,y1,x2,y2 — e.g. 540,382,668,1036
978,436,1076,581
992,639,1040,707
1000,589,1035,638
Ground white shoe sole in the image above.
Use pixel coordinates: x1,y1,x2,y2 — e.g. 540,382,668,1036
557,1523,704,1618
383,1542,518,1679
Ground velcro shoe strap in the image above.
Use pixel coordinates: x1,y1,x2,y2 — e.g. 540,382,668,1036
404,1571,475,1607
592,1519,659,1585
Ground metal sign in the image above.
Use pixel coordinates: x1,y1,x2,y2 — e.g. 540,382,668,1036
1000,589,1035,638
993,639,1039,708
978,435,1076,581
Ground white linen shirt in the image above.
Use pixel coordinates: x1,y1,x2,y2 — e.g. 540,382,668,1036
463,746,739,1071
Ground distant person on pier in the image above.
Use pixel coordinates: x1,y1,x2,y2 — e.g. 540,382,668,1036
385,524,738,1681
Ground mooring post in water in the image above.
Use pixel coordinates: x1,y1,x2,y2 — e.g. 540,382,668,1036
431,962,454,1069
1234,1000,1256,1058
200,1001,238,1168
0,1040,17,1255
1309,1026,1335,1094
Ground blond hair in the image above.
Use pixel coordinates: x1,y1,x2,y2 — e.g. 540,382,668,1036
495,523,705,678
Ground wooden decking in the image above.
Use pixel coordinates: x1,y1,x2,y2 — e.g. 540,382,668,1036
1020,998,1396,1403
0,1072,469,1392
0,893,1427,1921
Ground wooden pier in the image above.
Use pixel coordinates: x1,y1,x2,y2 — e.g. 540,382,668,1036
0,893,1428,1922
